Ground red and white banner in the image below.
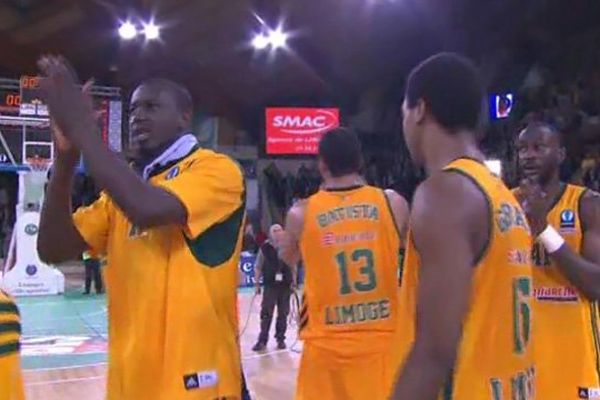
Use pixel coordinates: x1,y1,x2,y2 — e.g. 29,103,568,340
265,107,340,155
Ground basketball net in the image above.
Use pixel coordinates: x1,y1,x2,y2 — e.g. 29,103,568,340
23,156,51,211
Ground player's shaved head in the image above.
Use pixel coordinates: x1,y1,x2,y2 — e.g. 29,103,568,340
138,78,193,114
518,121,563,147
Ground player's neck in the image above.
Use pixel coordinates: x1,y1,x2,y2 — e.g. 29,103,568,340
540,175,563,200
322,174,364,190
423,128,483,173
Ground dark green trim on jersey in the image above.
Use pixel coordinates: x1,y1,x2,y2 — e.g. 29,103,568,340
0,321,21,335
324,185,365,192
0,341,19,358
382,189,401,243
548,182,567,214
184,155,247,267
590,302,600,383
0,301,19,316
579,187,590,233
441,370,455,400
443,168,494,267
185,203,246,267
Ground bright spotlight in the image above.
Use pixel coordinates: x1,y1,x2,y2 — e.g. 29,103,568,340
252,33,270,50
268,27,288,49
143,22,160,40
118,21,137,40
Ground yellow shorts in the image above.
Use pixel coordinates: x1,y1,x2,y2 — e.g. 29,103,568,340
295,343,394,400
0,354,24,400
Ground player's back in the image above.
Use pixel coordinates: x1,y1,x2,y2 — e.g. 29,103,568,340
0,289,24,400
394,158,535,399
299,184,401,356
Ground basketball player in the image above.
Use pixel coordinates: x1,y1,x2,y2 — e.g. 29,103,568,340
281,127,409,400
37,56,246,399
515,122,600,400
0,289,23,400
390,53,534,399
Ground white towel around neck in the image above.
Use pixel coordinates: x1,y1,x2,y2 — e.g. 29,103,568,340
142,133,198,180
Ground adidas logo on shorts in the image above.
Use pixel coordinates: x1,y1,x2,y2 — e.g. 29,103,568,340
183,370,219,391
579,387,600,399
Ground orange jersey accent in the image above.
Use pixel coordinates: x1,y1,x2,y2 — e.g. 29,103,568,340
0,290,24,400
394,158,535,399
73,148,245,400
525,184,599,399
299,185,401,354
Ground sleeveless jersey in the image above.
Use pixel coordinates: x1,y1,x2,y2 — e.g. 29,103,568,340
0,289,24,400
528,184,599,399
394,158,535,399
299,185,401,356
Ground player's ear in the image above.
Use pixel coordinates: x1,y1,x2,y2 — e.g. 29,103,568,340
179,110,192,130
414,98,426,125
558,146,566,163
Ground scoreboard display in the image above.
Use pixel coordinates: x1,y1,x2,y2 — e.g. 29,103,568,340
0,76,122,167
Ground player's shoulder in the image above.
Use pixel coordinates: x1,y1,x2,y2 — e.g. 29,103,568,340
579,188,600,220
186,148,244,176
414,171,488,220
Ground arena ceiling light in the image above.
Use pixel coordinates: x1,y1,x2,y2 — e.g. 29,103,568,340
268,27,288,50
251,25,290,51
251,33,270,50
142,22,160,40
118,21,137,40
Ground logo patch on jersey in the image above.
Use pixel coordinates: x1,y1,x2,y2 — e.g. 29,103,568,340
183,370,218,391
320,231,376,247
560,209,576,232
166,166,180,180
534,286,579,302
578,387,600,399
508,249,531,266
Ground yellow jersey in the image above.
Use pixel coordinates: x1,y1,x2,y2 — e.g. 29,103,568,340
394,158,535,399
0,290,23,400
526,183,599,399
299,185,401,355
73,148,245,400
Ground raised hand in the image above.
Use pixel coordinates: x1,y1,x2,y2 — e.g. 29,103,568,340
515,178,549,236
37,56,96,145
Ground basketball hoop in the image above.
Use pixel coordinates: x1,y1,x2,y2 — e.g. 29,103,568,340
23,156,52,211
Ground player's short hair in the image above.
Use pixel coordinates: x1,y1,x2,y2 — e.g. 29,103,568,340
520,121,564,146
318,127,363,177
139,78,193,114
405,52,484,132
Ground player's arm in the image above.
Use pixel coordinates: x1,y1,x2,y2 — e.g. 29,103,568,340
38,56,187,230
384,189,410,245
38,159,89,263
71,132,187,230
391,173,488,400
280,201,306,268
544,192,600,300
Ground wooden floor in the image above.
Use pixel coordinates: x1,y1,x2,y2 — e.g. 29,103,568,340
22,291,302,400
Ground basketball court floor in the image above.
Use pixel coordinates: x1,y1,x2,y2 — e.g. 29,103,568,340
18,286,301,399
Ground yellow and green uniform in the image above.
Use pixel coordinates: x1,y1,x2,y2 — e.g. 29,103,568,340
0,289,23,400
296,185,401,400
73,148,246,400
393,158,535,399
517,183,599,400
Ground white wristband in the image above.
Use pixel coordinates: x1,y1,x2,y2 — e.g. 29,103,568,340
537,225,565,254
